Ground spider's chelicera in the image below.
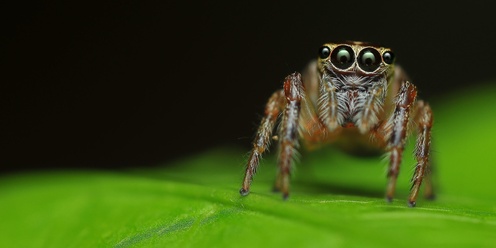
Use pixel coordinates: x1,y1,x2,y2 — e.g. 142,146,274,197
240,41,434,207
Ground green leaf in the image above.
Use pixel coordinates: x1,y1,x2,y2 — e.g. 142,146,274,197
1,85,496,248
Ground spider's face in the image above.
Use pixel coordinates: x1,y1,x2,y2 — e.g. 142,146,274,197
317,41,395,90
316,41,396,130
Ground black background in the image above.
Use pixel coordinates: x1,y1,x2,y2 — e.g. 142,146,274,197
2,2,495,171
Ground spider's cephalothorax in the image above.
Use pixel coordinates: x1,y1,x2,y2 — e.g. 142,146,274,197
240,41,434,207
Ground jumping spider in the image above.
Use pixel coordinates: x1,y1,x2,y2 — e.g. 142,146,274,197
240,41,434,207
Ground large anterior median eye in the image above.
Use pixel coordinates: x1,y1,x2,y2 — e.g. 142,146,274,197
330,45,355,69
358,48,381,72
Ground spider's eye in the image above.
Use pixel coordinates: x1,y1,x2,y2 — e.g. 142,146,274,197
383,51,395,64
358,48,381,72
318,46,331,59
330,45,355,69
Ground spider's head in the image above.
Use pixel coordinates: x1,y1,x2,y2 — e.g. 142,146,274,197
316,41,397,132
317,41,395,90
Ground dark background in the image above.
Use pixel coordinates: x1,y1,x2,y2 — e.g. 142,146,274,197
2,2,495,172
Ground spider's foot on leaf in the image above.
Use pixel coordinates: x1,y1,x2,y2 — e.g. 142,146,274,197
239,188,250,196
408,200,416,208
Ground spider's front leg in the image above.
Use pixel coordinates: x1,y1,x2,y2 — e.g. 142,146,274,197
239,90,285,196
409,100,433,206
381,81,417,203
240,73,304,199
378,80,434,207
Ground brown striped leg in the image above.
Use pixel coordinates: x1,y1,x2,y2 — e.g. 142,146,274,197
385,81,417,203
423,158,436,200
274,73,304,199
240,89,285,196
408,100,433,206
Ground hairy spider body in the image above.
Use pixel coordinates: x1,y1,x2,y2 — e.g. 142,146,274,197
240,41,434,207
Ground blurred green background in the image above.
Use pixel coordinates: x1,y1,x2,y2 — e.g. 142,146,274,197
3,1,496,247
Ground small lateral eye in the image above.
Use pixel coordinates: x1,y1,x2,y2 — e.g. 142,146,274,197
330,45,355,69
358,48,381,72
318,46,331,59
383,51,395,64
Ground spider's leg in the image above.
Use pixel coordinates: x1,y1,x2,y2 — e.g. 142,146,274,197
274,73,305,199
299,60,328,149
423,158,436,200
384,81,417,203
240,89,285,196
409,100,433,206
